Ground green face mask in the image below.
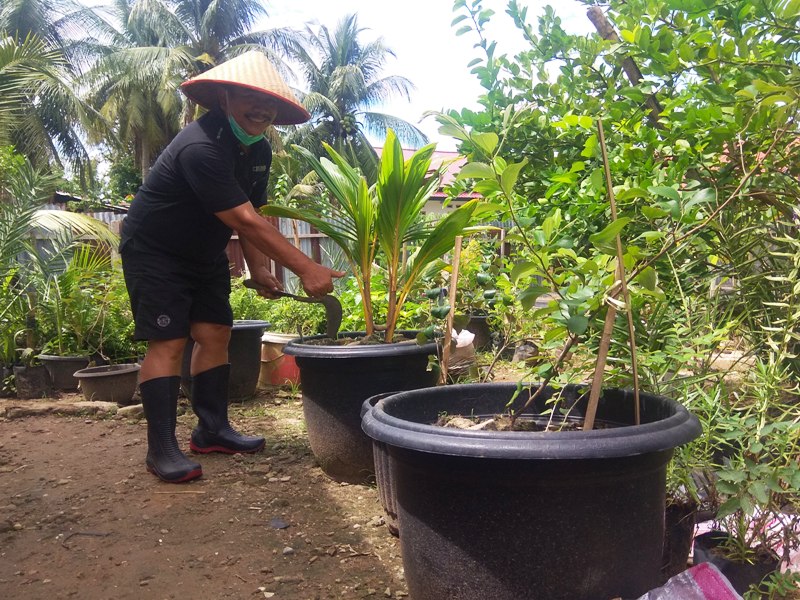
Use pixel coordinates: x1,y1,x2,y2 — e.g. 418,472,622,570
228,115,264,146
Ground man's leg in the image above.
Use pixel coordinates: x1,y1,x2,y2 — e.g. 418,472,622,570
139,339,203,483
187,322,265,454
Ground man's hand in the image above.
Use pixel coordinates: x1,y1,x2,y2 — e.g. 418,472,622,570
298,263,346,297
249,267,284,299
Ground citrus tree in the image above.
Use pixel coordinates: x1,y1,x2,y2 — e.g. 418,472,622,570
439,0,800,387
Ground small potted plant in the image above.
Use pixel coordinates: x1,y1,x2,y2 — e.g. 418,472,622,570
691,360,800,596
36,245,115,389
261,129,482,482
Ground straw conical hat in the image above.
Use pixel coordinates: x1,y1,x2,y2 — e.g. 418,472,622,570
180,51,310,125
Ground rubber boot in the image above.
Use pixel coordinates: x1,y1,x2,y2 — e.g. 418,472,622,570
140,376,203,483
189,364,265,454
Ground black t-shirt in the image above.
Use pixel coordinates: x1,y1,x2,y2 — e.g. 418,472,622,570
120,110,272,265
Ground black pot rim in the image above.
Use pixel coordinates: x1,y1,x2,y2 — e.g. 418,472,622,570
38,354,89,361
285,331,438,359
73,364,141,379
362,383,701,460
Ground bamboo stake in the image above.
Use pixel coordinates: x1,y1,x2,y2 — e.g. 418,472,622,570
584,120,641,430
291,219,301,248
440,236,463,384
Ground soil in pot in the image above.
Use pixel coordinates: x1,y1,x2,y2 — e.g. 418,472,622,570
692,530,780,595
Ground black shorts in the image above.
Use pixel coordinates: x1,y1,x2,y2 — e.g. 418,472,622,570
121,240,233,341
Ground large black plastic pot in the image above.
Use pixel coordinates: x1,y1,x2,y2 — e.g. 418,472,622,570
361,392,401,536
362,383,701,600
181,320,269,401
285,333,438,484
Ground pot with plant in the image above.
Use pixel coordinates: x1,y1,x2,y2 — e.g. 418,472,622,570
36,245,116,390
0,149,118,394
691,359,800,596
261,130,482,483
358,111,712,598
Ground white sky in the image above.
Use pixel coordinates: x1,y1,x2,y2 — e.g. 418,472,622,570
265,0,593,149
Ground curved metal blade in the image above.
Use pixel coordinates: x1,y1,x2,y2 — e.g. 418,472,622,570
243,279,342,338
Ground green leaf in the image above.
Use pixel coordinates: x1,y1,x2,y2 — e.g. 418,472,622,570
473,179,502,196
519,283,550,310
642,206,669,220
511,261,540,283
589,168,605,192
500,160,528,196
619,87,646,102
718,470,747,483
716,497,741,519
687,188,716,206
648,186,681,203
472,132,499,155
566,314,589,335
458,162,495,180
589,218,631,247
636,266,658,291
780,0,800,19
581,134,598,158
616,187,649,201
438,123,470,141
749,481,769,505
542,209,562,243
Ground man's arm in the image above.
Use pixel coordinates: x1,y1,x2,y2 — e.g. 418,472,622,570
216,202,343,297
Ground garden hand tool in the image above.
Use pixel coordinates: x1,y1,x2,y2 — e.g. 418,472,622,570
243,279,342,339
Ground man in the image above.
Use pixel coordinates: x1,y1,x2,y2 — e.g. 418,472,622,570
120,51,343,483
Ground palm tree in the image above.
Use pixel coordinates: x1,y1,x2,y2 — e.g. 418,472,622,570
286,13,428,184
84,0,301,177
0,0,109,185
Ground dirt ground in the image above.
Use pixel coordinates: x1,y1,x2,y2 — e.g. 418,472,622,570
0,387,408,600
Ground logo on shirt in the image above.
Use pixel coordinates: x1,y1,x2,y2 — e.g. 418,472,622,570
156,314,171,328
252,165,267,172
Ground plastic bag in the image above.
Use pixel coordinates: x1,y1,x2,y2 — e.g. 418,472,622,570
636,563,742,600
